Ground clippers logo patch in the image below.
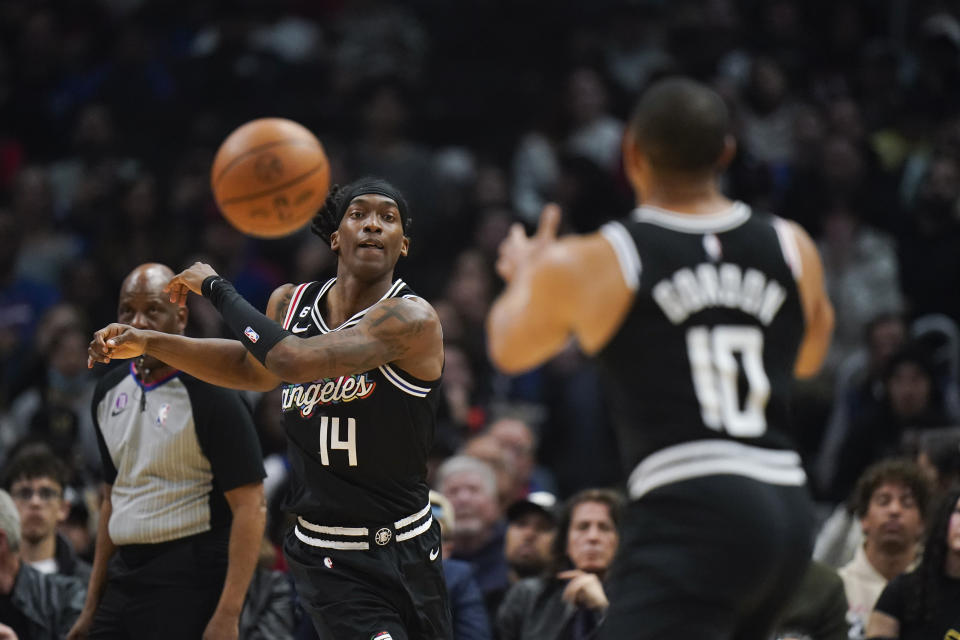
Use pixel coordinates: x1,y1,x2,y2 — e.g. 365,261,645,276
244,326,260,343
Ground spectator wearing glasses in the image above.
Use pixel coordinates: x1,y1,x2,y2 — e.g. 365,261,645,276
2,445,91,582
0,488,86,640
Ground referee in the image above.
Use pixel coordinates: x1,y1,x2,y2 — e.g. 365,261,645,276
69,263,266,640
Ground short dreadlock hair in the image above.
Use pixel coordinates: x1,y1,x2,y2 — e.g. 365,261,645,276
311,177,411,247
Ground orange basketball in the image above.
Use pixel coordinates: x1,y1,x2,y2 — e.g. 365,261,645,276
211,118,330,238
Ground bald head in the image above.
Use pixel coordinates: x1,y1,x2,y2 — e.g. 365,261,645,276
121,263,176,295
117,263,186,337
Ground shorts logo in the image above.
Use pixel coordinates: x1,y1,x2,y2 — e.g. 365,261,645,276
371,632,392,640
429,547,439,561
323,557,334,569
244,326,260,343
374,528,392,546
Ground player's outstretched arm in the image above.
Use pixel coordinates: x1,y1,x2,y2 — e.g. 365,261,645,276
166,262,443,383
87,279,291,392
787,220,835,379
267,296,444,383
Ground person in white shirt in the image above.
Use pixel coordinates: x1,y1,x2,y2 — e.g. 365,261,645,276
837,459,930,639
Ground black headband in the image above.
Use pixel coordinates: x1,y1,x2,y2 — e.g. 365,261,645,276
336,178,409,230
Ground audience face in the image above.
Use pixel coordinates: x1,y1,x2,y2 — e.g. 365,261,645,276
887,362,932,419
861,482,924,555
9,475,67,547
566,501,619,574
505,510,555,578
440,469,501,539
949,495,960,554
489,418,535,488
867,318,905,374
461,435,517,507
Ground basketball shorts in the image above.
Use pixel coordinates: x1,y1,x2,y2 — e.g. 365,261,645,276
599,474,815,640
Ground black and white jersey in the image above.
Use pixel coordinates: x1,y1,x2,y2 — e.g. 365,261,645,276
597,202,808,499
278,277,441,525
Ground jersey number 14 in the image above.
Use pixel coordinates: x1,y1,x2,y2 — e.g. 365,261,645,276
318,416,358,466
686,325,770,437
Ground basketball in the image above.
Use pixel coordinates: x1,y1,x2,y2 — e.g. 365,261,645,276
211,118,330,239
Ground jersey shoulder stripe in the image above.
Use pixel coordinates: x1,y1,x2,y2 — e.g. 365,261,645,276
378,363,432,397
600,221,642,291
282,282,314,329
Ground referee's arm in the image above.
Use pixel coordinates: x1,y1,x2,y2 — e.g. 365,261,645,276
206,482,266,639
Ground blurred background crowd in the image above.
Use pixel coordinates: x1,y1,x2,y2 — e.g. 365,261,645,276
2,0,960,638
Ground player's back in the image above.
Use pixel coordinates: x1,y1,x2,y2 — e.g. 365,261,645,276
598,202,806,498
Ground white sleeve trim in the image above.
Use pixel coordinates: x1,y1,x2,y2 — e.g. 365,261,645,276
599,222,642,291
773,218,803,280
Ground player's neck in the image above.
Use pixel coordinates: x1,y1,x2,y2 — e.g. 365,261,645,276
19,533,55,565
639,177,732,215
864,541,917,581
327,269,396,326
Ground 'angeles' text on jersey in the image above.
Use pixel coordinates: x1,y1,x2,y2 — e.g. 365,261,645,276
597,203,805,477
278,278,441,526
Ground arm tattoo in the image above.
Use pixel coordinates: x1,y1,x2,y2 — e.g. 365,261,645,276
272,289,295,323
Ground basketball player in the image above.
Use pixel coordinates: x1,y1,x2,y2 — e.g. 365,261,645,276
87,179,451,640
486,78,835,639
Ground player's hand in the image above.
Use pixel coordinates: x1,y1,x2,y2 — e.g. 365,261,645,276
166,262,220,307
0,623,18,640
496,203,561,282
558,569,609,610
87,324,147,368
202,609,239,640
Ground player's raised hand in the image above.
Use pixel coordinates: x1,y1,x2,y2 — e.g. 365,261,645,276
87,323,148,367
165,262,220,306
496,203,561,282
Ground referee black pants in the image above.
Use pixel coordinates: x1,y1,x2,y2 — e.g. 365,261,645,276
89,529,228,640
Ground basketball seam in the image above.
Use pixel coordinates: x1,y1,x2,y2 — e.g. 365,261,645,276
218,163,327,205
212,138,321,189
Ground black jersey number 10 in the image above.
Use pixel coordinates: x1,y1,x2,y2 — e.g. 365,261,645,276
318,416,358,466
685,325,770,437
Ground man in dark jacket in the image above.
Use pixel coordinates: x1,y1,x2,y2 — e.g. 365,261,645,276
2,445,92,583
0,489,86,640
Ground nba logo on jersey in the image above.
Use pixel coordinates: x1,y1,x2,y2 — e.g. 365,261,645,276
244,326,260,343
371,633,393,640
156,403,170,426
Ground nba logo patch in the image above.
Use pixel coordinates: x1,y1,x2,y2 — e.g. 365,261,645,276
371,633,392,640
244,326,260,343
323,557,334,569
156,403,170,426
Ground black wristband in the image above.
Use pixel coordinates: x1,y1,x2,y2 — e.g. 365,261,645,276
201,275,225,299
204,277,291,365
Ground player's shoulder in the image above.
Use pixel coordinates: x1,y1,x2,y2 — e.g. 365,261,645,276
369,292,440,327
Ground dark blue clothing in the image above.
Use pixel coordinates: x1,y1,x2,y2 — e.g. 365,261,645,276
443,558,492,640
451,520,509,609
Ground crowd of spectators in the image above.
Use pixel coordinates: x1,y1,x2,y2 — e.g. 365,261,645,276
3,0,960,638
